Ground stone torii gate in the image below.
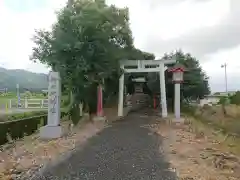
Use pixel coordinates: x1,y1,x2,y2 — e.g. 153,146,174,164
118,59,177,118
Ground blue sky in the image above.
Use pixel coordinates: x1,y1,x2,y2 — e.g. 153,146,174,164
0,0,240,93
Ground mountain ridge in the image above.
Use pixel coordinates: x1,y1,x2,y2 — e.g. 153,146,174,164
0,67,48,92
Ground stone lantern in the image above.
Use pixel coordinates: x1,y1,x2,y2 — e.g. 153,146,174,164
171,68,184,83
168,64,185,121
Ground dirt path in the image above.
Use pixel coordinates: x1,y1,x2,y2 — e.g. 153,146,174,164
31,110,177,180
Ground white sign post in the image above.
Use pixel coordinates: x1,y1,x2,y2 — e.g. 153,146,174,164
40,71,62,139
168,66,185,123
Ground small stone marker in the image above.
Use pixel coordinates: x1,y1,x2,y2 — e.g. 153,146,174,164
40,71,62,139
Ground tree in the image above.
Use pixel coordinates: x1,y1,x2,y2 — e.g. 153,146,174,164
31,0,150,124
172,51,210,99
229,91,240,105
147,50,210,104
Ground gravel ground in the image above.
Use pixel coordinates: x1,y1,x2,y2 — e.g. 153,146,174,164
31,110,177,180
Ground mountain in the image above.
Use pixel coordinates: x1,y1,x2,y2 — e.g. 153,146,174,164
0,67,48,92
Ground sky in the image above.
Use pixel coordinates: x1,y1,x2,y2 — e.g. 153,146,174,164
0,0,240,93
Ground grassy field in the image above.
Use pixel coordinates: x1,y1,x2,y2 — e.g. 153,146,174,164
0,91,69,123
0,92,45,99
0,92,46,108
0,92,69,110
183,104,240,155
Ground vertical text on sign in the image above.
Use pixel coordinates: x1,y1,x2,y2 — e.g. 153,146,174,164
49,75,57,114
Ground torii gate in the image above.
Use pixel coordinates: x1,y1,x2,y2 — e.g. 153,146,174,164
118,59,177,118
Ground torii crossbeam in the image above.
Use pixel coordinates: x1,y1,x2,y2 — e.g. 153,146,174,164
118,59,176,118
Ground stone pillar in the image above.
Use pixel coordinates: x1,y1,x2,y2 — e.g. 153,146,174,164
118,73,124,117
168,65,184,123
159,63,168,118
174,83,181,120
40,71,62,139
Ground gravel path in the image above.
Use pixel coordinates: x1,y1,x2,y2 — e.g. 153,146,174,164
32,110,177,180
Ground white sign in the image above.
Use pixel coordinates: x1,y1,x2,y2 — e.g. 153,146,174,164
48,72,61,126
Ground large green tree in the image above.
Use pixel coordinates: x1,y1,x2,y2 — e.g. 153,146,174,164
31,0,150,123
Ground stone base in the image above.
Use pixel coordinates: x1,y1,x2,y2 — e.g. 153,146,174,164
157,112,168,118
92,116,106,121
172,118,185,124
40,125,62,139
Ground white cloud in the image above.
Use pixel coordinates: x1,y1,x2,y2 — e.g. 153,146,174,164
202,45,240,75
202,45,240,92
145,0,228,40
0,0,66,73
0,0,239,92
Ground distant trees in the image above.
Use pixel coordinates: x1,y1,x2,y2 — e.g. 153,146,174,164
228,91,240,105
147,50,210,101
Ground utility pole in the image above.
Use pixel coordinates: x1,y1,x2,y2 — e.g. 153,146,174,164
221,63,228,93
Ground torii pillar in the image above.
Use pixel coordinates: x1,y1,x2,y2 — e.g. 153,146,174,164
117,60,176,118
159,63,168,118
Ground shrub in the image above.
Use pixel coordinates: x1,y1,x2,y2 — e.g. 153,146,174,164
0,111,69,145
229,91,240,105
0,115,47,145
0,111,47,122
218,96,229,105
181,103,197,115
24,91,32,98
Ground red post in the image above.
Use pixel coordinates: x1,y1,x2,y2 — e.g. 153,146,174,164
153,94,156,109
97,85,103,116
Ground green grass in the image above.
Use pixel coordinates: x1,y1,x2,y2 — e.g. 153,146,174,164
0,92,46,106
0,111,47,122
0,107,69,122
183,104,240,155
0,97,10,106
187,116,240,155
0,92,70,119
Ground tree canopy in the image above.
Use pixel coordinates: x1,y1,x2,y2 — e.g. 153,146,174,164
147,50,210,101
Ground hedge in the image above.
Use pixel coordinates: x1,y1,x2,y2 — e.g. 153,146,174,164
0,111,69,146
0,110,47,122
